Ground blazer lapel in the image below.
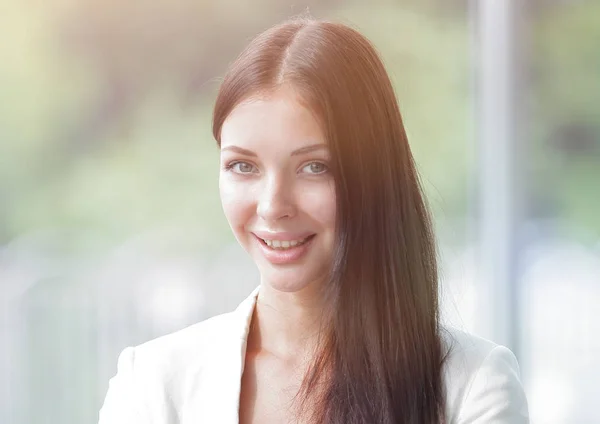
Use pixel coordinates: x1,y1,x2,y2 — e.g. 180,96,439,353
181,286,259,424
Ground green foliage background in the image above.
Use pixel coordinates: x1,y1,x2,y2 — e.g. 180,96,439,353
1,1,597,253
1,2,598,422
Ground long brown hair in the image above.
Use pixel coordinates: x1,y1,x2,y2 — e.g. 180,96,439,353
212,17,447,424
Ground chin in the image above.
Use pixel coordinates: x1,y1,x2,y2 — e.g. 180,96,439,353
259,267,326,294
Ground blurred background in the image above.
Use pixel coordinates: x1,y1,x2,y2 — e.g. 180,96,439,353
1,0,598,423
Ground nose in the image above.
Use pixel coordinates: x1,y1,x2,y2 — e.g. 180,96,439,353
256,174,296,222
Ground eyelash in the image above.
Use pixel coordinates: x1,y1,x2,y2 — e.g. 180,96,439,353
223,161,329,175
223,161,253,173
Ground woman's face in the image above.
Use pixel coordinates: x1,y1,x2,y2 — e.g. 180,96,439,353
219,87,336,293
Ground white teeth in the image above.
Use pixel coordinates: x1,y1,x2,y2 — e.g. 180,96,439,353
262,236,311,250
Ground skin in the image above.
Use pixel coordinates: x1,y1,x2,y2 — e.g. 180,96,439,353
219,86,336,422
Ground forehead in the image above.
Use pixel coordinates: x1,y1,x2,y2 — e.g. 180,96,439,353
220,88,326,151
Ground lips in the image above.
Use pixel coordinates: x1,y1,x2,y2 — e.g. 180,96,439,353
252,230,316,241
252,233,316,264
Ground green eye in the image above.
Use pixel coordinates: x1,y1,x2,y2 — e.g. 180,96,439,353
237,163,253,173
228,161,256,174
303,162,328,174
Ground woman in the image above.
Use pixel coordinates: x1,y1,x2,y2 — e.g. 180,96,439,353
99,17,529,423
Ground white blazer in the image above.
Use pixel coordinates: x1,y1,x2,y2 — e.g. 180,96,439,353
99,286,530,423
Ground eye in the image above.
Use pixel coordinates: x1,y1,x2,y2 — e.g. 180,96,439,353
226,161,257,174
301,162,328,175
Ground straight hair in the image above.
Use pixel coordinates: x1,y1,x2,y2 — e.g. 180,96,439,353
213,17,447,424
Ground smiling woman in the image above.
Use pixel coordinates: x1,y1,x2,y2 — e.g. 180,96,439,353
98,16,529,424
218,87,336,293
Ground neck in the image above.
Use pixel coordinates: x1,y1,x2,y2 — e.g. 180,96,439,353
247,281,326,361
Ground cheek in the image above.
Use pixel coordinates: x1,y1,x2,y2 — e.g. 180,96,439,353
219,177,254,231
302,183,336,229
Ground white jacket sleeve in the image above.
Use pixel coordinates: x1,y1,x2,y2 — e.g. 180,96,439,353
457,346,530,423
98,347,148,424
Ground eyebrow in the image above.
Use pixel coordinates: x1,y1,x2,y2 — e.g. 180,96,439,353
221,143,328,157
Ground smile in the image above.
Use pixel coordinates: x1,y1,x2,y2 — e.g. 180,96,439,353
252,234,316,264
260,236,312,249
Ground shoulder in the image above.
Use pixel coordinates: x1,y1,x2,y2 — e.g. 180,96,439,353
126,310,238,385
99,311,239,423
441,327,530,423
99,285,260,423
136,311,235,363
120,285,258,379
